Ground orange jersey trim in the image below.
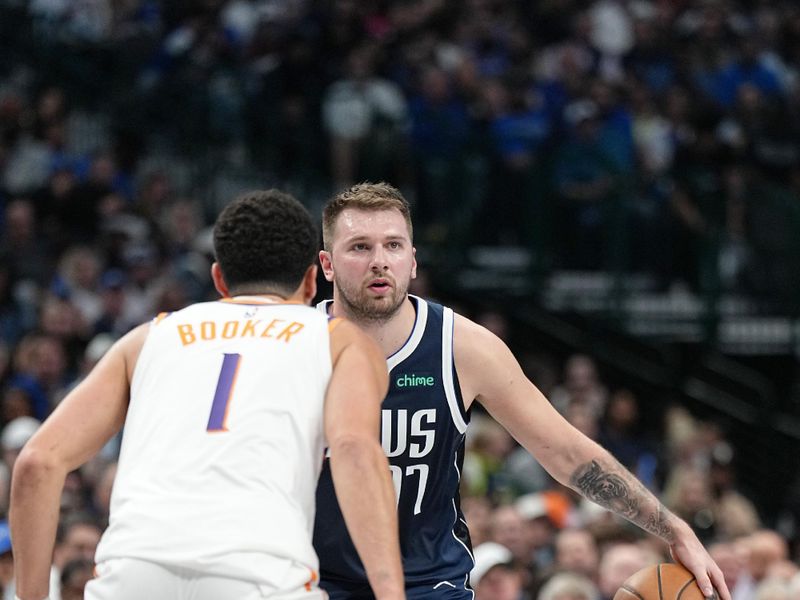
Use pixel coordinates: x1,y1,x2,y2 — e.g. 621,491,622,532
327,317,344,332
304,568,318,591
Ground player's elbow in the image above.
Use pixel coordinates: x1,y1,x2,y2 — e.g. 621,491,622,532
12,445,63,487
329,432,384,466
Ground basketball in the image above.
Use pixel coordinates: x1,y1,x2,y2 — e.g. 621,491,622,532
614,563,705,600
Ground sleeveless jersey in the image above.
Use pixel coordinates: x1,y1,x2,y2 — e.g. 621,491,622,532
95,297,333,590
313,296,475,591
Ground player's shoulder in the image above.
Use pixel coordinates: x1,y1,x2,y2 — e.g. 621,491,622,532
327,316,368,346
451,310,509,361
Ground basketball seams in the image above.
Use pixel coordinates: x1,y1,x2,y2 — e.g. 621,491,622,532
614,563,701,600
621,585,647,600
676,579,696,599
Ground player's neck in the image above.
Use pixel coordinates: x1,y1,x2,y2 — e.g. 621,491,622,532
231,293,286,302
331,296,417,358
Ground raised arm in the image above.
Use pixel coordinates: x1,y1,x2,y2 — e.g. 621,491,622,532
10,323,147,600
453,315,728,600
325,319,405,600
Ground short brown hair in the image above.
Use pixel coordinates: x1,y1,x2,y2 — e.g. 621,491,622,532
322,182,412,251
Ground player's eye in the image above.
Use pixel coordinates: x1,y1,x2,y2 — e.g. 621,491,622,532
388,241,401,249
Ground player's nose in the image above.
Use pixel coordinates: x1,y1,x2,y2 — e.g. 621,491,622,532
369,246,389,270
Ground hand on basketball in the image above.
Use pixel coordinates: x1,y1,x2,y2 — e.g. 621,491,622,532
668,527,730,600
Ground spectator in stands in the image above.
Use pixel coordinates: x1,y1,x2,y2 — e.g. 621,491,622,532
59,558,94,600
0,262,25,345
553,99,621,270
554,527,601,583
550,354,608,418
709,540,756,600
598,389,658,488
538,571,600,600
1,199,51,285
471,542,528,600
322,44,409,189
597,542,662,600
50,513,103,600
408,65,473,232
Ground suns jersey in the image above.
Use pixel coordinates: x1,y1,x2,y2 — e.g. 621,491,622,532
95,297,333,590
313,296,475,592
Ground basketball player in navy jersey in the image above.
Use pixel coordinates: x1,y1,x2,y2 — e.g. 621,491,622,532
312,182,730,600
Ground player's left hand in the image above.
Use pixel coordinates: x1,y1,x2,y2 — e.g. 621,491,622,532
668,524,730,600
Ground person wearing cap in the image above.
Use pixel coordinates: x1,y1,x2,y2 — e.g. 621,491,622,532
1,418,41,474
471,542,526,600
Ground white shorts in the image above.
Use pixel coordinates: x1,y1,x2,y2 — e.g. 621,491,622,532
85,558,328,600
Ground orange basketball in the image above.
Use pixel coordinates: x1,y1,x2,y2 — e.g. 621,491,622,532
614,563,705,600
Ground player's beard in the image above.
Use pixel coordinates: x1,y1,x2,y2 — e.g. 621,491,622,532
334,274,409,323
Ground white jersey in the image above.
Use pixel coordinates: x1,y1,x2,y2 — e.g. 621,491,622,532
95,296,334,591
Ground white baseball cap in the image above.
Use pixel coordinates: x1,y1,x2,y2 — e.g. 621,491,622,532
471,542,514,586
1,416,41,451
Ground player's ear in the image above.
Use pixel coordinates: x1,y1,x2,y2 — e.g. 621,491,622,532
301,264,318,305
211,263,230,297
319,250,335,282
410,246,417,280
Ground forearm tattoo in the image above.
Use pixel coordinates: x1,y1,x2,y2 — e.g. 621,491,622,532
571,460,675,542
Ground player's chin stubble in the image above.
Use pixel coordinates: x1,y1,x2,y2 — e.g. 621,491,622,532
335,280,407,322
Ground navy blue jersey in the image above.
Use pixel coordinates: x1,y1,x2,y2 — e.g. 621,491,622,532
313,296,475,594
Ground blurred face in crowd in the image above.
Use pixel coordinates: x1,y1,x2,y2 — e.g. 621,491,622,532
709,542,745,589
1,387,34,422
55,522,102,569
556,528,600,579
5,200,35,245
476,565,523,600
322,208,416,322
462,496,492,547
747,530,789,582
60,559,94,600
598,543,655,599
489,506,530,562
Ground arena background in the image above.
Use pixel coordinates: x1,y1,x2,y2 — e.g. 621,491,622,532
1,1,799,598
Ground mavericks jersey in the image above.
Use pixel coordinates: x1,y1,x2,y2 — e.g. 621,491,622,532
95,297,333,591
313,296,474,591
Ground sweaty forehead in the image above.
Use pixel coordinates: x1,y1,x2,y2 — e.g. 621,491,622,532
334,208,410,241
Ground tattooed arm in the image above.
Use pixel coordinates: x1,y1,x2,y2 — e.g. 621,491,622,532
571,459,675,541
453,316,730,600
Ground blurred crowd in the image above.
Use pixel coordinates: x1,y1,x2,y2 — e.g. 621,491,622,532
459,339,800,600
1,0,800,598
1,0,800,301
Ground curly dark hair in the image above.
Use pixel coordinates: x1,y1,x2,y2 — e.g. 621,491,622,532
213,189,318,296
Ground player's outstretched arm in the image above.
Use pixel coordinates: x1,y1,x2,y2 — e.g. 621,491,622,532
453,315,729,600
10,324,147,600
325,319,405,600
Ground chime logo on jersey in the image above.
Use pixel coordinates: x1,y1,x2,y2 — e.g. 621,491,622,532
395,373,435,388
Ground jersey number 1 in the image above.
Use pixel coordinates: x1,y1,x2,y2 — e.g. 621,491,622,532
207,353,241,432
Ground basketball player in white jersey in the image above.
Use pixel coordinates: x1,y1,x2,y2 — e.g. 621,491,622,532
10,190,406,600
313,182,729,600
